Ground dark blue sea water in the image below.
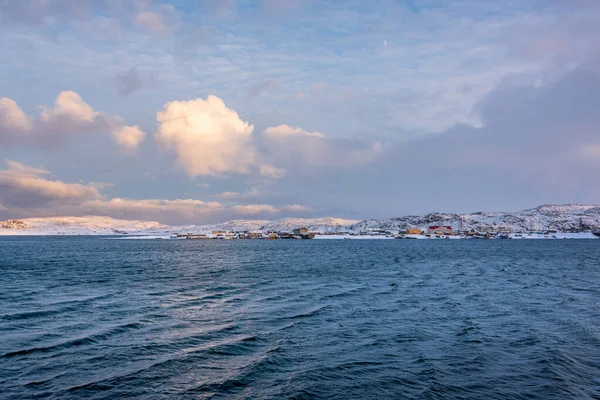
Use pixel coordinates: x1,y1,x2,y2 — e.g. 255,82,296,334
1,237,600,399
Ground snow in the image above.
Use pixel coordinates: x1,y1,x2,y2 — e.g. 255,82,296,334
1,205,600,237
0,216,167,236
259,217,360,233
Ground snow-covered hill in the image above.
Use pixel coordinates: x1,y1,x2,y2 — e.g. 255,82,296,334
350,204,600,233
1,205,600,236
0,216,166,235
258,217,359,233
135,217,360,236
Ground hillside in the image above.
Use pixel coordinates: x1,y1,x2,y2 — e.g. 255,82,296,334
349,204,600,233
0,216,166,235
1,205,599,235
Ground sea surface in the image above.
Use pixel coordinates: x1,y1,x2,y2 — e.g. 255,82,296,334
1,237,600,399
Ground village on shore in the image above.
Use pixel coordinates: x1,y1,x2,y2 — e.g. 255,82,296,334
170,225,600,240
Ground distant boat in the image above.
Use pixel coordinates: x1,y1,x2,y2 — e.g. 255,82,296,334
593,231,600,238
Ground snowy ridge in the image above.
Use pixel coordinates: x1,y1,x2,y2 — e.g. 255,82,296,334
350,204,600,233
1,205,600,236
0,216,166,235
259,217,360,233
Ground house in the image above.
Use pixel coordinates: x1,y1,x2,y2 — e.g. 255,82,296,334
293,227,309,236
212,230,227,235
406,228,422,235
247,231,263,239
428,226,453,235
475,225,495,233
369,229,390,235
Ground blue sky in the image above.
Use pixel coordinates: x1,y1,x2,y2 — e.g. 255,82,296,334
1,0,599,224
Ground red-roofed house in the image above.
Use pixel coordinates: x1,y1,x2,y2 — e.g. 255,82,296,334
427,226,453,235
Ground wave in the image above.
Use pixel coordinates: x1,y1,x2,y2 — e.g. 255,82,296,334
1,321,145,359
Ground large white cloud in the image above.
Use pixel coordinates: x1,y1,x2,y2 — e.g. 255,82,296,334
155,95,256,177
0,91,146,150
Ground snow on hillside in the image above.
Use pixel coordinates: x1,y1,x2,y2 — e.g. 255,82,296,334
136,217,360,236
1,205,600,236
258,217,360,233
348,204,600,233
0,216,166,235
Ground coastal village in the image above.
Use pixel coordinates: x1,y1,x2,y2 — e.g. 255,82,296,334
170,226,600,240
1,206,599,237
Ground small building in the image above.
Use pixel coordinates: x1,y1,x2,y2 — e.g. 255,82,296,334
247,231,263,239
476,225,495,233
293,227,309,236
428,225,453,235
212,230,227,235
369,229,390,235
406,228,422,235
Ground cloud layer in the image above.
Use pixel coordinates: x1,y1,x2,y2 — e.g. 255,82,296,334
0,159,313,224
0,160,103,208
262,124,382,169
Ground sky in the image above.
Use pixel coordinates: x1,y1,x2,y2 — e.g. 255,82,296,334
1,0,599,224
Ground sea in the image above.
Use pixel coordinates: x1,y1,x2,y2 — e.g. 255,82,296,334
1,237,599,399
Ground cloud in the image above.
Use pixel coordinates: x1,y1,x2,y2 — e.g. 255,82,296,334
0,159,103,208
0,0,184,43
84,199,310,223
0,91,146,149
0,98,31,141
260,164,286,179
246,78,280,99
155,95,256,177
200,0,237,19
134,4,179,35
232,203,312,216
292,92,307,102
152,100,382,179
0,160,314,224
263,124,382,169
111,125,147,150
579,144,600,163
217,191,240,199
245,187,262,196
285,62,600,216
113,67,156,96
232,204,279,215
310,83,326,93
214,187,263,199
264,124,325,138
260,0,309,22
81,198,224,222
281,204,312,212
0,0,90,27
